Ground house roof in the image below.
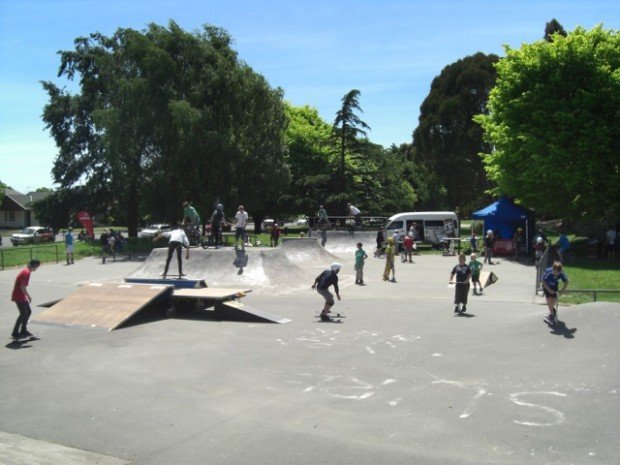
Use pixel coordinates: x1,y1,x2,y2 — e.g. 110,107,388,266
2,189,53,210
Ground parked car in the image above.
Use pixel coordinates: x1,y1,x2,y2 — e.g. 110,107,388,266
10,226,55,246
138,224,171,239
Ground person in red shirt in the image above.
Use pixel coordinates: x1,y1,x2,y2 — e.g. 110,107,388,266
11,259,40,339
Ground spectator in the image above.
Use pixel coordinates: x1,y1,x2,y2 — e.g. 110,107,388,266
65,228,74,265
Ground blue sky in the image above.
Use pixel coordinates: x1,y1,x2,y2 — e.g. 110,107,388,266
1,0,619,193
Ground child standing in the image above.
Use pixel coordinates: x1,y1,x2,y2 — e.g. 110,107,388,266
354,242,368,285
469,253,483,295
450,254,471,315
383,237,396,282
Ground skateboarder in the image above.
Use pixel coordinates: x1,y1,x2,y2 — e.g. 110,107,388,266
312,263,342,321
541,261,569,326
210,203,226,248
450,254,471,315
162,224,190,279
348,203,363,229
10,259,40,340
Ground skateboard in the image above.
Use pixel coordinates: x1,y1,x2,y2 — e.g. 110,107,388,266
315,314,346,322
161,274,186,279
10,335,40,342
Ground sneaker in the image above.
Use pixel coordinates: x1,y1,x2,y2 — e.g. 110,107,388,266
460,306,466,314
11,332,20,340
320,315,332,322
454,306,460,313
19,330,33,338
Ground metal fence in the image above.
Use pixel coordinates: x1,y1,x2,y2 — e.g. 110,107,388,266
0,244,61,270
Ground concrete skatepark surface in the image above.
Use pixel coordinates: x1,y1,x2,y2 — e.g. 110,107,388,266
1,232,619,465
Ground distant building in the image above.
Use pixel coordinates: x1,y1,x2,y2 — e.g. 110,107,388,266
0,189,52,229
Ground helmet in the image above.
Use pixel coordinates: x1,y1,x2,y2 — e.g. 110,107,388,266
537,237,543,243
216,203,223,210
331,262,342,271
487,230,493,235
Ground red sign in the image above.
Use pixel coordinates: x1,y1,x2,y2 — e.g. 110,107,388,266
77,211,94,239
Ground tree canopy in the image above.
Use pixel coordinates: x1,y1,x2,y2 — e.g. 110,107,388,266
411,52,498,213
475,25,620,222
42,21,289,235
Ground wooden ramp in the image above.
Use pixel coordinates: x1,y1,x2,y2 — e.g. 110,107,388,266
32,283,174,331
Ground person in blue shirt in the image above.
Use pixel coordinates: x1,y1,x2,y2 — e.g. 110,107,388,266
65,228,74,265
541,261,569,326
312,263,341,321
555,232,570,263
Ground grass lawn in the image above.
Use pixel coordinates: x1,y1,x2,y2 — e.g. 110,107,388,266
561,259,620,304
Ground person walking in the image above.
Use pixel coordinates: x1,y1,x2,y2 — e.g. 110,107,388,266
383,237,396,282
469,253,483,295
65,228,75,265
450,254,472,315
161,224,190,279
403,232,414,263
234,205,249,250
375,226,385,257
605,225,616,261
541,261,569,326
354,242,368,285
10,259,40,340
270,222,281,247
312,263,342,321
484,230,495,265
470,233,478,254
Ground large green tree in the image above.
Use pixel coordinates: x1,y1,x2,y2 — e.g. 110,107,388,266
42,21,288,235
332,89,371,212
280,103,333,214
411,52,498,213
475,25,620,222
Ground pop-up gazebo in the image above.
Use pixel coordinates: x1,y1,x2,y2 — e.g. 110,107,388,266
472,196,535,254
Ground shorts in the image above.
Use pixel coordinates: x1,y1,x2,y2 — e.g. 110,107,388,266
317,288,334,306
66,244,74,253
471,274,480,284
454,282,470,304
543,289,557,299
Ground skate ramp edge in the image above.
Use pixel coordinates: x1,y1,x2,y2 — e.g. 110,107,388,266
127,247,322,291
215,299,291,324
32,282,173,331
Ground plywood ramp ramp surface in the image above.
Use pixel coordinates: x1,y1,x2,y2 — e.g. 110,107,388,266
32,283,173,331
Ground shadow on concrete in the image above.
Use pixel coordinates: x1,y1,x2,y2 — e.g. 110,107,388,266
546,320,578,339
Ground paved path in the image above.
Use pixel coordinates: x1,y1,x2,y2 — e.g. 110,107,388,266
0,243,618,465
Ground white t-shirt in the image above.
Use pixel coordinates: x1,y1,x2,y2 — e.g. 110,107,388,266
235,211,249,228
607,228,617,245
169,228,189,247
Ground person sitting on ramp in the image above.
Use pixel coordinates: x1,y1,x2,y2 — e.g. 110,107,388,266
312,262,342,321
159,223,190,279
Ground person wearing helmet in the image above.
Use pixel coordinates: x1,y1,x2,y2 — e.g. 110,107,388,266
312,262,342,321
210,203,226,248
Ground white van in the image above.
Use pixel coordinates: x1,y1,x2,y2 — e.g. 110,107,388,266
385,211,459,244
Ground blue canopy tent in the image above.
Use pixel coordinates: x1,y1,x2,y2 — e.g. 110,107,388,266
472,197,535,254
